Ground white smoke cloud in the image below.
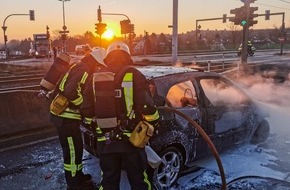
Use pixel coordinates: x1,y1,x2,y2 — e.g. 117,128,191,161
235,73,290,107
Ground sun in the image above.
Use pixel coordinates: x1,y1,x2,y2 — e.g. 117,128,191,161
103,29,115,40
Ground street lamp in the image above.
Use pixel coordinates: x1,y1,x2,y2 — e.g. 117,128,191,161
2,11,35,59
58,0,70,52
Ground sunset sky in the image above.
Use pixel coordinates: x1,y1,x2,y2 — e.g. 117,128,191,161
0,0,289,43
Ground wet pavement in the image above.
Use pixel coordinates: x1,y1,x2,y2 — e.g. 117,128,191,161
0,137,132,190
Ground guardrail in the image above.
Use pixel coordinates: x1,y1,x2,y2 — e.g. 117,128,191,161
0,59,261,144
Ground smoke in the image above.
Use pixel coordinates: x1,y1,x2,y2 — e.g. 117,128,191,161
235,73,290,107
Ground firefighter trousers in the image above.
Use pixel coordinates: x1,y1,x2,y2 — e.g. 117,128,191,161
98,141,151,190
50,114,84,187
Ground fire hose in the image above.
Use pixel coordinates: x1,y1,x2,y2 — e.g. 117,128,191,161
157,106,227,190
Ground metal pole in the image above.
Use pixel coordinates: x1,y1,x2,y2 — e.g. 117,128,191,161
2,14,29,59
102,13,130,21
172,0,178,65
2,27,7,59
62,1,65,27
195,20,198,52
241,2,250,66
59,0,69,52
62,1,66,52
144,30,147,56
280,13,285,55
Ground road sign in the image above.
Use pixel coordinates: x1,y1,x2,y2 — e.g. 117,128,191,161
59,30,69,34
278,37,285,42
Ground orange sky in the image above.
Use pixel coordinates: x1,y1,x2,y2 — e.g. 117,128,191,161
0,0,289,43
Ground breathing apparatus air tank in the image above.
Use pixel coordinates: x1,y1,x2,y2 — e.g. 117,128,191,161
40,52,71,92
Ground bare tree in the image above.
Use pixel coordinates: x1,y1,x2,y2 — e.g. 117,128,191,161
227,23,242,48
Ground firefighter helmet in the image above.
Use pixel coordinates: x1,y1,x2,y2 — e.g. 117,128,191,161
106,41,130,56
90,48,107,66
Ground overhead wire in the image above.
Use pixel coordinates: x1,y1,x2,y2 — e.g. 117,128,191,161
256,1,290,11
228,0,290,11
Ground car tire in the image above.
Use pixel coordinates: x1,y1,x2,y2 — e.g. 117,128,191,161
150,146,184,189
250,119,270,144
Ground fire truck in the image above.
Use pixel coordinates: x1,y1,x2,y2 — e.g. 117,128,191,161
29,34,51,58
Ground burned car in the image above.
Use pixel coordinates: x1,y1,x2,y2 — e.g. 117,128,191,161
80,66,270,189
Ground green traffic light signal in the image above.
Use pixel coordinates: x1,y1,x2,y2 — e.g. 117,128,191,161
241,20,247,26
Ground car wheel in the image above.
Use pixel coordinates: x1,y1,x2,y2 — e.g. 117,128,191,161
250,119,270,144
151,147,183,189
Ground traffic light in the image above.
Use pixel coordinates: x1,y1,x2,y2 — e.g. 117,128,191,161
265,10,270,20
97,6,102,23
120,19,131,34
248,6,258,26
46,26,50,39
229,7,246,25
129,24,135,33
222,14,227,23
4,35,7,42
95,22,107,36
229,5,258,26
29,10,35,21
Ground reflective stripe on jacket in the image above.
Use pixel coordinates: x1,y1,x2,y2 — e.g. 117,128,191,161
51,61,93,120
95,67,159,141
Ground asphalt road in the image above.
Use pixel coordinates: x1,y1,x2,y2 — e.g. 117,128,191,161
0,137,131,190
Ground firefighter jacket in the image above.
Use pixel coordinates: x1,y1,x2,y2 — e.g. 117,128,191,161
50,56,100,120
80,66,160,142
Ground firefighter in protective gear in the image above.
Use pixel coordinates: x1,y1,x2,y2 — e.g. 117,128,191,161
49,48,107,190
80,41,159,190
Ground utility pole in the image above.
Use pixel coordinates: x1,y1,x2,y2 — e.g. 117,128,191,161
172,0,178,65
58,0,70,53
241,2,250,65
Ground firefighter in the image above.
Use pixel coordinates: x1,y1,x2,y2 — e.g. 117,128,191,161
49,48,107,190
80,41,159,190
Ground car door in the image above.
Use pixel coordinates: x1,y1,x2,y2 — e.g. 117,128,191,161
165,80,204,161
198,76,255,150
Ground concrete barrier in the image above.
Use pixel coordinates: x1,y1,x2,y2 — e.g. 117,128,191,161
0,90,53,138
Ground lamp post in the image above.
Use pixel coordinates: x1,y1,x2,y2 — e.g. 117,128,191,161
58,0,70,52
2,11,34,59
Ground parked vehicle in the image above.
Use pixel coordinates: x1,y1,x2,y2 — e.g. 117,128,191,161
80,66,270,189
0,51,6,59
75,44,91,55
237,41,256,56
29,34,52,58
210,41,225,50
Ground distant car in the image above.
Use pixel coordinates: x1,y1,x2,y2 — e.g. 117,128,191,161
0,51,6,59
211,42,225,50
75,44,91,55
80,66,270,189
